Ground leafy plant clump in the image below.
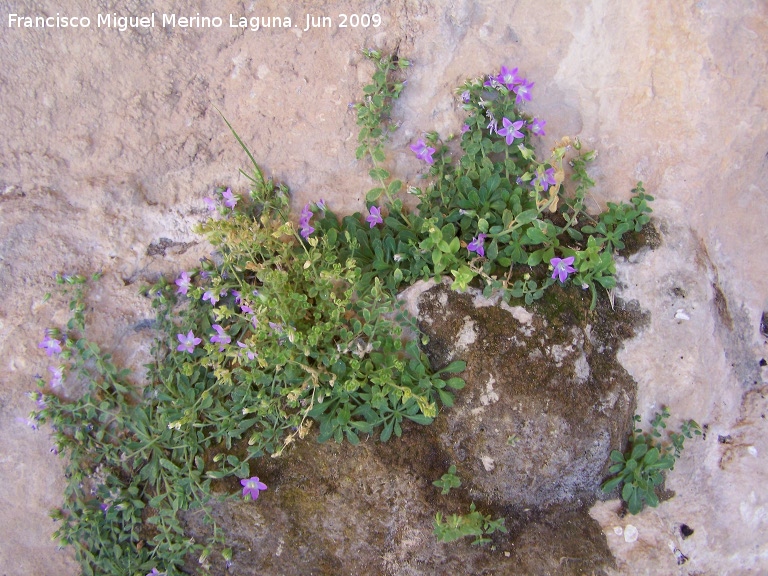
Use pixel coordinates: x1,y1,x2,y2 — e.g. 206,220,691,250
30,50,655,574
601,408,702,515
434,503,508,546
431,465,506,546
346,56,653,309
432,465,462,495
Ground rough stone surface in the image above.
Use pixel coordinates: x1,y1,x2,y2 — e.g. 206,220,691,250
1,1,767,574
417,281,641,510
180,278,640,576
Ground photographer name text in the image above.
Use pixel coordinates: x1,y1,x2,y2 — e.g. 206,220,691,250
7,12,383,32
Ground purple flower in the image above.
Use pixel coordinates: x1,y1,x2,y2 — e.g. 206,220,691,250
513,79,534,104
534,167,557,191
497,117,525,146
497,65,521,89
299,203,314,239
222,188,238,209
203,196,217,211
31,391,47,410
269,322,283,334
176,331,202,353
210,324,231,350
237,341,257,360
17,416,38,431
467,233,486,257
550,256,577,283
366,206,383,228
240,304,254,314
202,290,219,306
461,124,470,134
175,271,192,295
487,117,498,134
461,90,470,102
240,476,268,500
146,569,166,576
49,365,64,388
410,139,435,165
232,290,242,303
529,117,546,136
38,334,62,357
317,199,327,212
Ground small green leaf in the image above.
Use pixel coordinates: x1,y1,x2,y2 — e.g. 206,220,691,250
630,443,648,460
515,209,538,225
601,476,623,493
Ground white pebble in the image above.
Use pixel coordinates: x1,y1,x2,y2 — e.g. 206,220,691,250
674,309,690,321
624,524,639,543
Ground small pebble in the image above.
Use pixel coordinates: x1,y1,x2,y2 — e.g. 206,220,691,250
624,524,639,543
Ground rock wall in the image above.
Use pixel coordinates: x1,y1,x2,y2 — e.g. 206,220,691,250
1,1,766,574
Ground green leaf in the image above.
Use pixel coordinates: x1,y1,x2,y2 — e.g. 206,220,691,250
487,240,499,260
643,447,660,465
601,476,623,493
438,360,466,374
525,226,548,244
388,179,402,195
366,188,384,202
630,443,648,460
380,420,394,442
445,377,466,390
369,168,390,180
621,482,635,502
515,209,538,225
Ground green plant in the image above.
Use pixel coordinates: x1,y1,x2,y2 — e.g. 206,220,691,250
432,465,462,495
601,408,702,514
433,503,508,546
30,51,657,573
329,60,654,309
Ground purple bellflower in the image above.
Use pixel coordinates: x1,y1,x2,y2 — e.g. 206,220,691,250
241,476,268,500
237,341,257,360
529,117,546,136
49,365,64,388
497,117,525,146
299,204,314,239
550,256,577,283
176,331,202,353
210,324,231,350
202,290,219,306
534,167,557,192
410,139,435,164
222,188,238,209
497,65,522,89
203,196,217,211
467,233,487,257
38,333,62,357
513,79,534,104
175,271,192,295
366,206,383,228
